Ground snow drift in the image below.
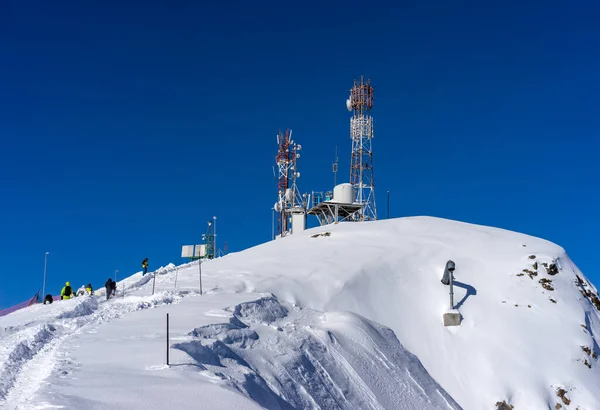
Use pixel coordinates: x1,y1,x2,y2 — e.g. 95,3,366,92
173,295,459,409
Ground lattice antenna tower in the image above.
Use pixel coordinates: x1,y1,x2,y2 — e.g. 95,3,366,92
202,220,215,259
346,76,377,221
274,129,304,237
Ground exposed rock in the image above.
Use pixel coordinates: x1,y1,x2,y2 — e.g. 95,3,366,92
547,263,559,276
579,288,600,311
496,400,514,410
529,255,537,259
310,232,331,238
557,388,571,405
539,278,554,291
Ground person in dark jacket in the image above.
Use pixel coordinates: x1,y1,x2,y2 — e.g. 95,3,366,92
44,294,53,304
110,280,117,298
142,258,149,276
105,278,113,300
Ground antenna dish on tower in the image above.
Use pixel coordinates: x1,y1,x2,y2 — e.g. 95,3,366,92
346,97,352,112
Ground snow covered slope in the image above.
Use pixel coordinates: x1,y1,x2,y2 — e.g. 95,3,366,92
2,216,599,410
157,216,600,409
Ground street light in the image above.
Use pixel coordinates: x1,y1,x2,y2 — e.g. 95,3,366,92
42,252,50,298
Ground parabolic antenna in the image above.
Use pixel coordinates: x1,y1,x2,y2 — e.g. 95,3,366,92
346,97,352,112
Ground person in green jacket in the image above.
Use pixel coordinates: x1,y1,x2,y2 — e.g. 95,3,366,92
61,282,73,300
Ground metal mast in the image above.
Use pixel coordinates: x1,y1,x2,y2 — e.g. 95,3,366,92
347,76,377,221
274,129,304,237
203,220,215,259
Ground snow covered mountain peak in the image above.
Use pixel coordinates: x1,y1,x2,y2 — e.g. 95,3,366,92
1,216,599,410
201,216,600,409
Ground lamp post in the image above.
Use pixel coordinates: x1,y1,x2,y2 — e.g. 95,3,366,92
42,252,49,298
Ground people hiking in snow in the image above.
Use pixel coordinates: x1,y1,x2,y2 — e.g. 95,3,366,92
142,258,149,276
110,280,117,298
105,278,114,300
44,294,53,304
85,283,93,295
61,282,73,300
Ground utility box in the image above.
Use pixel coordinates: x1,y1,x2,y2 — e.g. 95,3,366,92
443,311,461,327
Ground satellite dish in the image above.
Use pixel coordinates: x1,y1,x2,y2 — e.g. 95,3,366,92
346,98,352,112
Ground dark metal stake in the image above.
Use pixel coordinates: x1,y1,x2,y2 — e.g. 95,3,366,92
198,259,203,295
166,313,170,366
449,269,455,310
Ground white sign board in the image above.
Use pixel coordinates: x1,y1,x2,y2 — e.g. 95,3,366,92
181,245,194,258
194,244,206,257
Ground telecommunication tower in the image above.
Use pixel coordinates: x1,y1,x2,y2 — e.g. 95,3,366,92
202,219,215,259
273,129,305,237
346,76,377,221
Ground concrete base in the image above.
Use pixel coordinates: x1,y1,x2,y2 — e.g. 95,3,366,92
443,312,461,326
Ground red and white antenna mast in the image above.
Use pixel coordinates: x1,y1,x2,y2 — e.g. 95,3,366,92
274,129,305,237
346,76,377,221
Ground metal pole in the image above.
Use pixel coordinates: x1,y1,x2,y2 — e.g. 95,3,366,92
115,269,118,283
449,268,454,310
42,252,49,298
213,216,217,257
166,313,170,366
198,258,203,295
387,191,390,219
152,271,156,295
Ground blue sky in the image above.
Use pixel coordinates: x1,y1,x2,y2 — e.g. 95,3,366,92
1,0,598,308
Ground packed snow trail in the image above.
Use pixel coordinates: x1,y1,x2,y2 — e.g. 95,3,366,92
0,290,187,409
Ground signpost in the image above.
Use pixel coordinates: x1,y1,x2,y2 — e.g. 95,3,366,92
181,244,206,295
